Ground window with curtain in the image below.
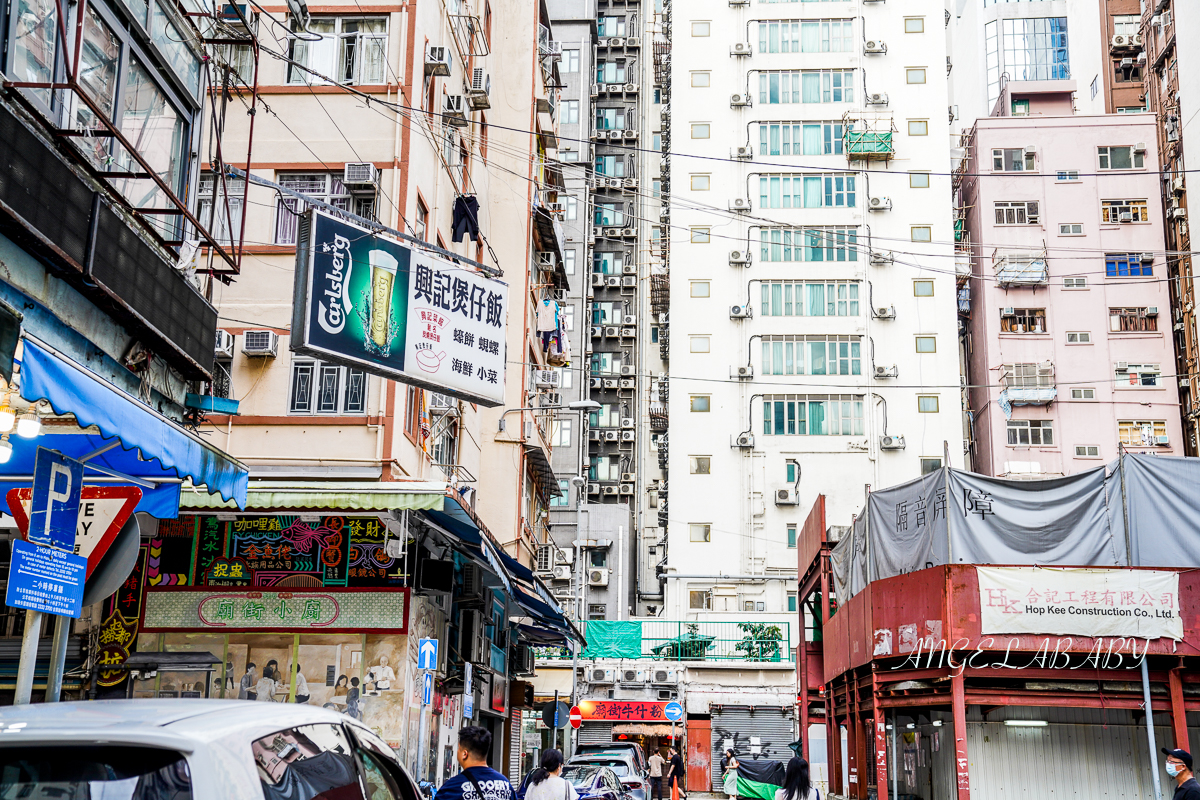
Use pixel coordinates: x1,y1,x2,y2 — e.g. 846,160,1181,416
288,17,387,85
760,335,861,376
758,174,855,208
760,281,859,316
762,395,864,436
777,70,855,103
757,122,843,156
759,226,858,261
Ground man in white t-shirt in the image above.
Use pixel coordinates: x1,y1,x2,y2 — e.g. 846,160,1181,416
293,665,310,704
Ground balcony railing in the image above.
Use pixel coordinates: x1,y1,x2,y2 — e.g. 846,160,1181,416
579,620,795,662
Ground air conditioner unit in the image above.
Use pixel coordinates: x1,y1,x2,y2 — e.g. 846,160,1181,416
1132,33,1143,45
458,562,485,606
880,434,907,450
603,376,618,386
1116,361,1129,371
619,483,634,495
242,330,278,357
1172,177,1186,194
730,43,752,56
729,198,752,212
425,46,452,76
620,327,636,338
588,484,600,495
343,162,379,187
870,251,893,266
1156,435,1170,446
623,82,638,93
602,486,618,495
621,430,635,442
592,227,603,239
551,565,572,581
619,265,636,277
545,203,564,216
730,304,752,319
1112,34,1130,47
460,609,486,664
775,488,798,506
214,330,234,358
621,277,637,289
1121,57,1134,68
591,274,604,287
876,305,896,319
623,178,639,189
621,668,644,683
589,429,601,441
733,432,755,449
874,365,898,378
653,668,678,684
443,94,467,124
622,314,637,326
591,668,615,683
620,365,636,377
605,228,623,239
604,431,619,442
864,40,887,53
589,569,610,586
1147,307,1159,316
732,365,754,380
626,37,641,47
1119,211,1134,222
606,278,621,288
621,417,635,429
606,37,625,47
731,146,753,159
1172,208,1188,220
468,68,492,108
1025,201,1041,224
512,644,535,677
1142,253,1155,263
869,196,892,211
534,369,560,388
1001,307,1016,316
730,93,752,107
623,129,638,139
866,93,889,105
619,379,635,389
729,250,751,265
621,227,637,237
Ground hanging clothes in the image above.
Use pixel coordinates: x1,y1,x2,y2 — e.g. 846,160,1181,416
537,298,559,332
451,195,480,242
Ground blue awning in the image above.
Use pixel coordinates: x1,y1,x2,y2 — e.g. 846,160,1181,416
17,339,248,507
0,433,183,518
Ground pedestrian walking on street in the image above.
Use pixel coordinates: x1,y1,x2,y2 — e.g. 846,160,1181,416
775,758,817,800
648,748,666,800
524,749,579,800
435,726,517,800
721,749,739,800
1164,748,1200,800
665,747,685,800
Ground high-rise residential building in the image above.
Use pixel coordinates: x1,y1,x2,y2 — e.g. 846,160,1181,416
667,0,965,620
958,80,1180,475
1142,1,1198,454
542,0,666,622
1065,0,1147,114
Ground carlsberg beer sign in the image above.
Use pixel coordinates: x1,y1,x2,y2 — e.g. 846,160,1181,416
292,210,508,406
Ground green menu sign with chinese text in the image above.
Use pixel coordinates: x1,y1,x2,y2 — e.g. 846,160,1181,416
140,588,409,634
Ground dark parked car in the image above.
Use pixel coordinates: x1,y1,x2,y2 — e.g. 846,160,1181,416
575,743,649,776
563,765,632,800
569,754,649,800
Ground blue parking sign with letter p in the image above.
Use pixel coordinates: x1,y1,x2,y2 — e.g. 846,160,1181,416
29,448,83,552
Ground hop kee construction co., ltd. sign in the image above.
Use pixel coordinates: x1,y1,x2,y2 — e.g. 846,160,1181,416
292,210,509,406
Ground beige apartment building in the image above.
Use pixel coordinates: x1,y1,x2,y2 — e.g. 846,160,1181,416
120,0,574,781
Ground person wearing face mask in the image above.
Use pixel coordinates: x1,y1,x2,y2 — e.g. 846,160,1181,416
1163,748,1200,800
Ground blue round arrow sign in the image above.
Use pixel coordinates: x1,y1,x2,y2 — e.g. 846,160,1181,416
663,701,683,721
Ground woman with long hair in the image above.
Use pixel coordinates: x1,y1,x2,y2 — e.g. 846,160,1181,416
722,749,740,799
524,749,579,800
775,758,816,800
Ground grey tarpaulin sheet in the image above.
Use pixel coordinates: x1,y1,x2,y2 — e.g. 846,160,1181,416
830,455,1200,601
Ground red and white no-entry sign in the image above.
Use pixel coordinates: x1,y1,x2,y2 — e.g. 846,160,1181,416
569,706,583,729
8,486,141,578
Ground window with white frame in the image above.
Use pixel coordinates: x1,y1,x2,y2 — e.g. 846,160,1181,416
289,360,367,414
759,227,858,262
1000,307,1045,333
198,175,244,245
275,174,352,245
1109,307,1158,332
760,281,860,316
994,201,1037,225
565,196,578,220
288,17,387,85
1115,362,1160,386
1112,15,1139,35
1066,331,1091,344
760,335,862,375
561,100,579,124
1075,445,1100,457
1007,419,1053,445
992,148,1036,171
1070,388,1096,399
1056,170,1080,182
1118,421,1167,446
1064,276,1087,288
762,395,865,435
552,419,572,447
1098,145,1145,170
562,49,579,73
1059,223,1083,235
758,121,844,156
1002,363,1053,388
758,70,854,104
757,19,853,53
758,173,856,208
564,249,576,275
1101,199,1149,222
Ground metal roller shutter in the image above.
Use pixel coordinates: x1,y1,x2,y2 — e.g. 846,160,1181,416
710,707,797,791
579,722,615,746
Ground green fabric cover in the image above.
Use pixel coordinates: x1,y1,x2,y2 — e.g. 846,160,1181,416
736,760,785,800
581,620,643,658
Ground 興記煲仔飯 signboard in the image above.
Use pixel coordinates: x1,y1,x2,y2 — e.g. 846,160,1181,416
292,210,508,406
977,567,1183,641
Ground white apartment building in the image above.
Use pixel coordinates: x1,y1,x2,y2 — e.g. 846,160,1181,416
666,0,965,619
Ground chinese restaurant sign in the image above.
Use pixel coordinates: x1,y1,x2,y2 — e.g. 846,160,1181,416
577,700,672,722
292,209,508,407
141,588,410,633
977,567,1182,640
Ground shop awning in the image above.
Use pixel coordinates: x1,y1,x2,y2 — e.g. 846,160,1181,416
613,724,675,736
181,480,448,511
17,339,249,508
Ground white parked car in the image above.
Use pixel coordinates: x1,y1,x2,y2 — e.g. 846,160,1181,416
0,699,421,800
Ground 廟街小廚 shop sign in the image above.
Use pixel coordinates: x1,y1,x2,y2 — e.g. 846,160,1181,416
139,587,410,634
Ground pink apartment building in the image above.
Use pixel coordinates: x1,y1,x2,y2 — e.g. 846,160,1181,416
959,80,1182,477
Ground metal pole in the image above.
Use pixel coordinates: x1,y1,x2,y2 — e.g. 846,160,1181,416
45,614,70,702
14,610,44,705
553,689,560,752
1142,657,1164,800
890,714,898,800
